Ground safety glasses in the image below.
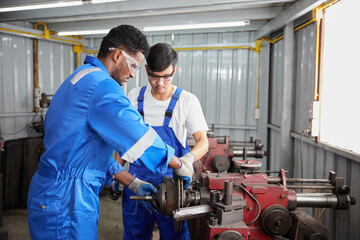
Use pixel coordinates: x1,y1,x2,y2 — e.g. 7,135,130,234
147,66,175,82
109,47,141,73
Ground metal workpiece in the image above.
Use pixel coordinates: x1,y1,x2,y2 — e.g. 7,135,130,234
129,195,153,201
286,178,331,184
222,181,233,205
233,159,262,169
209,216,218,226
210,190,220,202
296,193,356,209
286,185,335,189
267,176,331,184
296,193,339,208
173,205,214,221
233,148,266,158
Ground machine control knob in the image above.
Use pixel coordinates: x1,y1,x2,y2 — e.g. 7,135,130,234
338,185,350,195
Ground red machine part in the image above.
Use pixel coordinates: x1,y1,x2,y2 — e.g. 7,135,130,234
194,136,266,174
196,137,233,173
200,173,296,240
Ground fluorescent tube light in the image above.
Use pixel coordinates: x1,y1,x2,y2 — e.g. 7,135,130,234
91,0,127,3
143,21,250,32
58,29,111,36
0,1,83,13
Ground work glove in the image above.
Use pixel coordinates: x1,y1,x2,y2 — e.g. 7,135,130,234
107,181,122,200
173,152,195,189
128,178,158,213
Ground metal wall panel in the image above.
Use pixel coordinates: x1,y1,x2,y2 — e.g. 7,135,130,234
119,31,259,141
0,32,36,141
294,24,316,132
1,29,260,145
269,39,284,127
38,40,73,95
268,23,359,239
0,32,74,141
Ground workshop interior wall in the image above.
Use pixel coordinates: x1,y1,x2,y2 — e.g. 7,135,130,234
0,31,73,141
0,20,359,239
268,23,360,239
127,31,258,142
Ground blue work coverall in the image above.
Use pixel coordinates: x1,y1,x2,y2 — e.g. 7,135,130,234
122,86,190,240
27,56,175,240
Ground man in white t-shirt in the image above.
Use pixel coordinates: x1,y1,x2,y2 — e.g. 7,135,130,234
118,43,209,240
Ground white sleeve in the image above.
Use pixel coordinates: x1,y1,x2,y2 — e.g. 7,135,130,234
185,94,209,135
127,87,140,108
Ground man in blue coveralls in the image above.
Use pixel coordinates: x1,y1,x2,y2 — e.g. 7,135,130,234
27,25,194,240
118,43,209,239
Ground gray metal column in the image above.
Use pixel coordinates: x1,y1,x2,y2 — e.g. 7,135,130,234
280,22,295,172
258,41,270,170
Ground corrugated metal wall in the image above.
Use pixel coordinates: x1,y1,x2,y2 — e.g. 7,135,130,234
268,23,360,239
0,31,74,141
2,30,260,146
124,32,259,141
2,22,358,238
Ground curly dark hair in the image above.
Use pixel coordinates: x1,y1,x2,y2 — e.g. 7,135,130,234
146,43,178,72
97,25,149,58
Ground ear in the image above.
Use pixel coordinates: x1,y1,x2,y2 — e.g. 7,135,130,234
174,66,178,74
112,50,122,64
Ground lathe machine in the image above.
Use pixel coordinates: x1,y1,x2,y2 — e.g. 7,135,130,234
130,136,356,239
131,169,355,239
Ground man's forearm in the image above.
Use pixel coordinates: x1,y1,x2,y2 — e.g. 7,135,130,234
191,130,209,160
115,152,126,167
168,155,182,169
113,170,135,186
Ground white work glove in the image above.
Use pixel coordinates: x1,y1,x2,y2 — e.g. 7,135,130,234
128,178,158,213
173,152,195,189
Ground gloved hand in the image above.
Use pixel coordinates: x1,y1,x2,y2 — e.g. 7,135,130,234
173,152,195,189
107,181,122,200
128,178,158,213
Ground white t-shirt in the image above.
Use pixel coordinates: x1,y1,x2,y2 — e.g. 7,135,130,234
127,84,209,148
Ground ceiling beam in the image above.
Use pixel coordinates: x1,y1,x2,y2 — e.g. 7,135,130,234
0,0,292,22
44,8,282,34
253,0,328,40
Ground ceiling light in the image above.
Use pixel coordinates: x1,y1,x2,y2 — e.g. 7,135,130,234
58,29,111,36
0,1,83,13
143,21,250,32
91,0,127,3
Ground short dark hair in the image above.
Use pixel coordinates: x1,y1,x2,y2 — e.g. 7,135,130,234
146,43,178,72
97,25,149,58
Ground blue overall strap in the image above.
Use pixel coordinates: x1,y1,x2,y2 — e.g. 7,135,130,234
164,88,183,126
137,86,147,118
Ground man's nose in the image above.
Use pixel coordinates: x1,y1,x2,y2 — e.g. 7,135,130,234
129,72,135,78
157,78,165,85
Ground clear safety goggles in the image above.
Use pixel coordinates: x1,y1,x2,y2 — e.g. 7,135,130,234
147,66,175,82
109,47,141,73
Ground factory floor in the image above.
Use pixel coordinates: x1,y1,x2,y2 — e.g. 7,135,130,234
2,192,160,240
